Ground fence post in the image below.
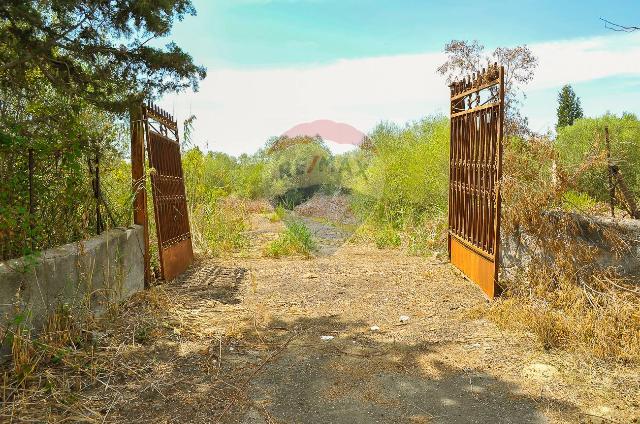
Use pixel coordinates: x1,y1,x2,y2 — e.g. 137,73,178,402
605,126,615,218
94,145,103,234
28,148,35,251
130,104,151,288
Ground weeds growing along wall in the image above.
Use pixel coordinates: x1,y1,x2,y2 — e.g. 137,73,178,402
497,132,640,361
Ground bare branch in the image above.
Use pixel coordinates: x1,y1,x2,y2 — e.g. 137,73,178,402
600,18,639,32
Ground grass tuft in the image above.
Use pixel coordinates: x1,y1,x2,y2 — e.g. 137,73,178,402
264,219,317,258
268,204,286,223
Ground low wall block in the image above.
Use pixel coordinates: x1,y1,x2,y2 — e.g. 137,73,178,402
0,225,145,357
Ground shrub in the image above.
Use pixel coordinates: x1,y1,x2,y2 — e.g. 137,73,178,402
349,115,450,253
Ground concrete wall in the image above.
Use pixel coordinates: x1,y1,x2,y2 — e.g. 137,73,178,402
0,225,145,346
501,212,640,281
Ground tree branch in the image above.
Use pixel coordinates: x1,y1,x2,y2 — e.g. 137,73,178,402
601,18,639,32
0,8,93,72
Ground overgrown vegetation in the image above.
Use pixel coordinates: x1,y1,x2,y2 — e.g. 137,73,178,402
555,113,640,213
492,131,640,362
0,97,131,260
349,116,449,255
1,14,639,421
0,2,206,415
0,0,205,260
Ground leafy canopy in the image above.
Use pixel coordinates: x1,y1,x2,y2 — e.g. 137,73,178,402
0,0,206,112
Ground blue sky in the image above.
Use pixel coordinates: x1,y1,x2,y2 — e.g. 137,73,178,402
159,0,640,155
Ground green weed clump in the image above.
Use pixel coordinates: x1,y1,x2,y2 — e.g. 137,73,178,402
264,220,316,258
268,205,286,222
561,190,598,212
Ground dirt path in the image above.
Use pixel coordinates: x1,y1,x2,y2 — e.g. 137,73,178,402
53,212,635,423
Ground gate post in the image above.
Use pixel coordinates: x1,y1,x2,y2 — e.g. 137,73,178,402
130,104,151,288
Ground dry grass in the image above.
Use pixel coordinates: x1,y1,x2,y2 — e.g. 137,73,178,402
0,288,168,422
488,136,640,363
1,304,98,422
0,274,286,422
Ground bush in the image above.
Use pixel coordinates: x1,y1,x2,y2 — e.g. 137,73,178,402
349,115,449,253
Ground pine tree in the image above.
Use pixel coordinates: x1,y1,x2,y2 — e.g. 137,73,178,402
0,1,206,113
556,85,584,131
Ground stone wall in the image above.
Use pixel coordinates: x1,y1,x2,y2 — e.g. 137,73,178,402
501,213,640,281
0,225,145,354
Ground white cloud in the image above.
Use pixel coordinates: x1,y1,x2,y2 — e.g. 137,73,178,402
160,31,640,155
529,33,640,90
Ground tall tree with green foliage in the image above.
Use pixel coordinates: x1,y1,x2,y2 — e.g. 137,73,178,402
556,84,583,131
0,0,206,112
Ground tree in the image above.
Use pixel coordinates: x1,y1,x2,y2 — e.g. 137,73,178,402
0,0,206,112
556,85,583,131
437,40,538,136
0,1,206,258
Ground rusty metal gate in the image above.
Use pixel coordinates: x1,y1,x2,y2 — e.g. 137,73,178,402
131,103,194,284
448,64,504,298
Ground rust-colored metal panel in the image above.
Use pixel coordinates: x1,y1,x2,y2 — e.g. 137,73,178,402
447,64,504,298
144,104,194,281
450,237,498,298
160,238,194,282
